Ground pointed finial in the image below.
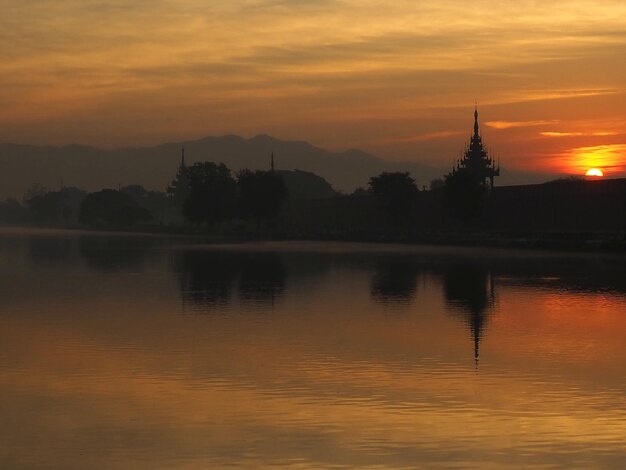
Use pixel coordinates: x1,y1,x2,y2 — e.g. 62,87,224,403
271,151,275,172
474,104,479,137
181,145,185,168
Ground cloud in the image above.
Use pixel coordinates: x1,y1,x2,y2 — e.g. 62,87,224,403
540,131,618,137
373,131,465,145
486,120,557,129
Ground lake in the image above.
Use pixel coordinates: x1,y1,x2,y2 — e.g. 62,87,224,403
0,228,625,469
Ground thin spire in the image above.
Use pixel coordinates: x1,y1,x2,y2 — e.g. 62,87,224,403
181,145,185,168
473,104,479,137
270,151,275,172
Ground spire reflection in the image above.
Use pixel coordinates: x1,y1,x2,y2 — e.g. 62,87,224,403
443,263,496,366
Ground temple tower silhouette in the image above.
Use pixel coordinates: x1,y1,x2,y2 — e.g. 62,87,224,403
450,106,500,188
166,145,190,203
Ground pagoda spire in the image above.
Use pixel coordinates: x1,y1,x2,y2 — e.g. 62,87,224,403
473,104,479,138
447,105,500,189
270,151,275,172
181,145,186,168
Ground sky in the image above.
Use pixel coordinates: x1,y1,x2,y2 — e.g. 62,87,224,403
1,0,626,178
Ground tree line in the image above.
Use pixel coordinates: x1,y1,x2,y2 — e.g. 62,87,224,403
0,157,492,230
170,162,288,226
0,162,292,228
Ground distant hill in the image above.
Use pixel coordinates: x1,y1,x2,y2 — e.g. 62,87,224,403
0,135,442,200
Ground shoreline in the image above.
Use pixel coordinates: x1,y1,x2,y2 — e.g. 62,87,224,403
1,224,624,253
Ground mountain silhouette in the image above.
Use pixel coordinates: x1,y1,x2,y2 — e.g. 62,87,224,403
0,135,442,199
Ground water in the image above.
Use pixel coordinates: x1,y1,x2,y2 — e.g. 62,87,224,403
0,228,625,469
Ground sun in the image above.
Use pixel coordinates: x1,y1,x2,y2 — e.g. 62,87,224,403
585,168,604,177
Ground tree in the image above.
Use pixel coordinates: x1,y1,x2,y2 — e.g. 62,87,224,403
22,183,48,206
368,172,419,222
58,186,87,223
79,189,152,226
429,178,445,191
237,170,287,225
0,198,29,225
26,186,87,225
120,184,148,202
121,185,177,224
27,191,65,224
183,162,237,225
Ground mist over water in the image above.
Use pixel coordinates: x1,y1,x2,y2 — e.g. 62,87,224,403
0,228,625,469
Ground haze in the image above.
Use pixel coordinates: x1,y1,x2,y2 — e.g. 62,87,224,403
2,0,626,178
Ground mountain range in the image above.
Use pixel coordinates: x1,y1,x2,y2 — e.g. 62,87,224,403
0,134,554,201
0,135,444,200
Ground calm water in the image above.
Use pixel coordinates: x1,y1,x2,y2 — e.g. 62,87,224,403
0,228,625,469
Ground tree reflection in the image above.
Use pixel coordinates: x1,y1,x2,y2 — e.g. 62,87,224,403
238,253,286,305
78,236,155,272
442,263,495,366
370,260,421,305
176,250,286,311
178,251,239,308
29,236,77,268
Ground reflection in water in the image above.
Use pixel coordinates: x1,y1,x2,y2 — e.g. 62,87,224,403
370,260,421,304
78,236,160,272
443,264,495,366
368,257,496,365
177,251,239,308
29,236,77,268
238,253,286,305
1,230,626,469
176,250,286,310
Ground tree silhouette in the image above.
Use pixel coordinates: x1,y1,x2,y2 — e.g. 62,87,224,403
183,162,237,225
26,186,86,225
58,186,87,223
120,184,148,201
237,170,287,225
79,189,152,226
429,178,445,191
27,191,65,224
22,183,48,206
121,185,175,224
368,172,419,223
0,198,29,225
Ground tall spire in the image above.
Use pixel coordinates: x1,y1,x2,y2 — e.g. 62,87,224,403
181,145,186,168
270,151,275,173
473,104,479,138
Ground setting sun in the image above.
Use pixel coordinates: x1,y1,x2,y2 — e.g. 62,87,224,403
585,168,604,177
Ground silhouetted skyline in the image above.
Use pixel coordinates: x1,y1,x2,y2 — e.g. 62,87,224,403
1,1,626,179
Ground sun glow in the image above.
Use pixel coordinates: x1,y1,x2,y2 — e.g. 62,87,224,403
585,168,603,177
558,144,626,177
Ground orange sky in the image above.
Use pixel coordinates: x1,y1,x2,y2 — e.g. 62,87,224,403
1,0,626,178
